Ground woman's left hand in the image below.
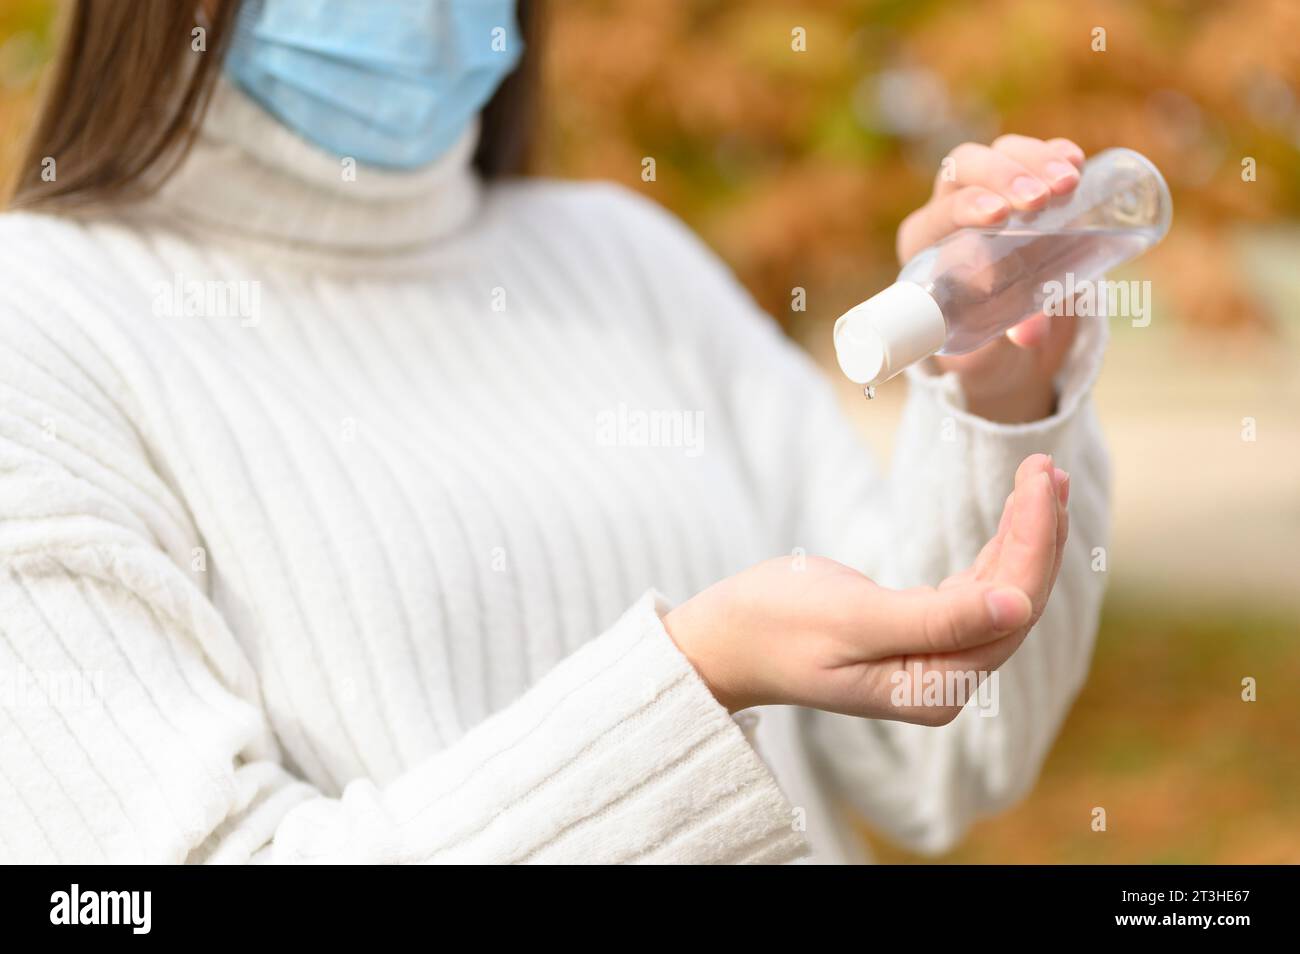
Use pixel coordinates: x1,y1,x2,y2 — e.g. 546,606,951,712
896,135,1087,423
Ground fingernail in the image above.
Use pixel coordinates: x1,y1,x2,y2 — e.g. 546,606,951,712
1057,470,1070,506
1045,160,1079,187
974,193,1009,217
1011,175,1048,203
986,587,1033,630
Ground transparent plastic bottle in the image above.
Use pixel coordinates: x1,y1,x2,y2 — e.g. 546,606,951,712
834,147,1172,391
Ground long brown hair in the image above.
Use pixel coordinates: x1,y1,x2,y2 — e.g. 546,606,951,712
7,0,541,211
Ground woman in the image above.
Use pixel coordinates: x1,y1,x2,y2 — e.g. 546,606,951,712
0,0,1107,863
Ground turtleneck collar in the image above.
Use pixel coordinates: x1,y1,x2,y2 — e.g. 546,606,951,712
145,77,484,255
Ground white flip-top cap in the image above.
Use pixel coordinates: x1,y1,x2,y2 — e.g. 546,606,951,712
833,281,947,387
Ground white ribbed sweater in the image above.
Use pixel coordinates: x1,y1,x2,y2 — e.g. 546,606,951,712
0,81,1110,864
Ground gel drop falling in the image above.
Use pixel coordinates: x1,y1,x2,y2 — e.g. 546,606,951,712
835,147,1172,393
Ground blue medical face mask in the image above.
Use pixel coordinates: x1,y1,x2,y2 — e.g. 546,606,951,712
224,0,523,170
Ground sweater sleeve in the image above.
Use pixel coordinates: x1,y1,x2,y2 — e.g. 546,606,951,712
601,186,1111,856
0,302,806,865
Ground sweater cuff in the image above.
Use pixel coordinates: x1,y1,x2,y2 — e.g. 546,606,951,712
278,591,809,864
902,311,1108,452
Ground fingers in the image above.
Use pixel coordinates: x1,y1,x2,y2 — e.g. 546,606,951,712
942,490,1014,589
989,134,1083,196
877,455,1071,723
905,623,1028,703
976,490,1016,579
863,579,1033,658
931,467,1064,678
1044,137,1086,167
936,141,1053,210
896,185,1012,263
1007,278,1086,351
1049,467,1070,589
1041,299,1080,363
901,135,1087,265
1005,311,1051,348
952,453,1070,596
993,454,1060,616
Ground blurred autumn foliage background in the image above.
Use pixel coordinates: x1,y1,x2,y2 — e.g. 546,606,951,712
1,0,1296,863
537,0,1300,333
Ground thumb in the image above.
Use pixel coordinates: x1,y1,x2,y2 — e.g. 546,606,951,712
869,583,1033,656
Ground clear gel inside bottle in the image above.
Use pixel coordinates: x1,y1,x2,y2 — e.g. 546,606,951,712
834,147,1172,388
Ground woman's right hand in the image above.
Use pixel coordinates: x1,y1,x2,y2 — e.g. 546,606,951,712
663,454,1069,723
